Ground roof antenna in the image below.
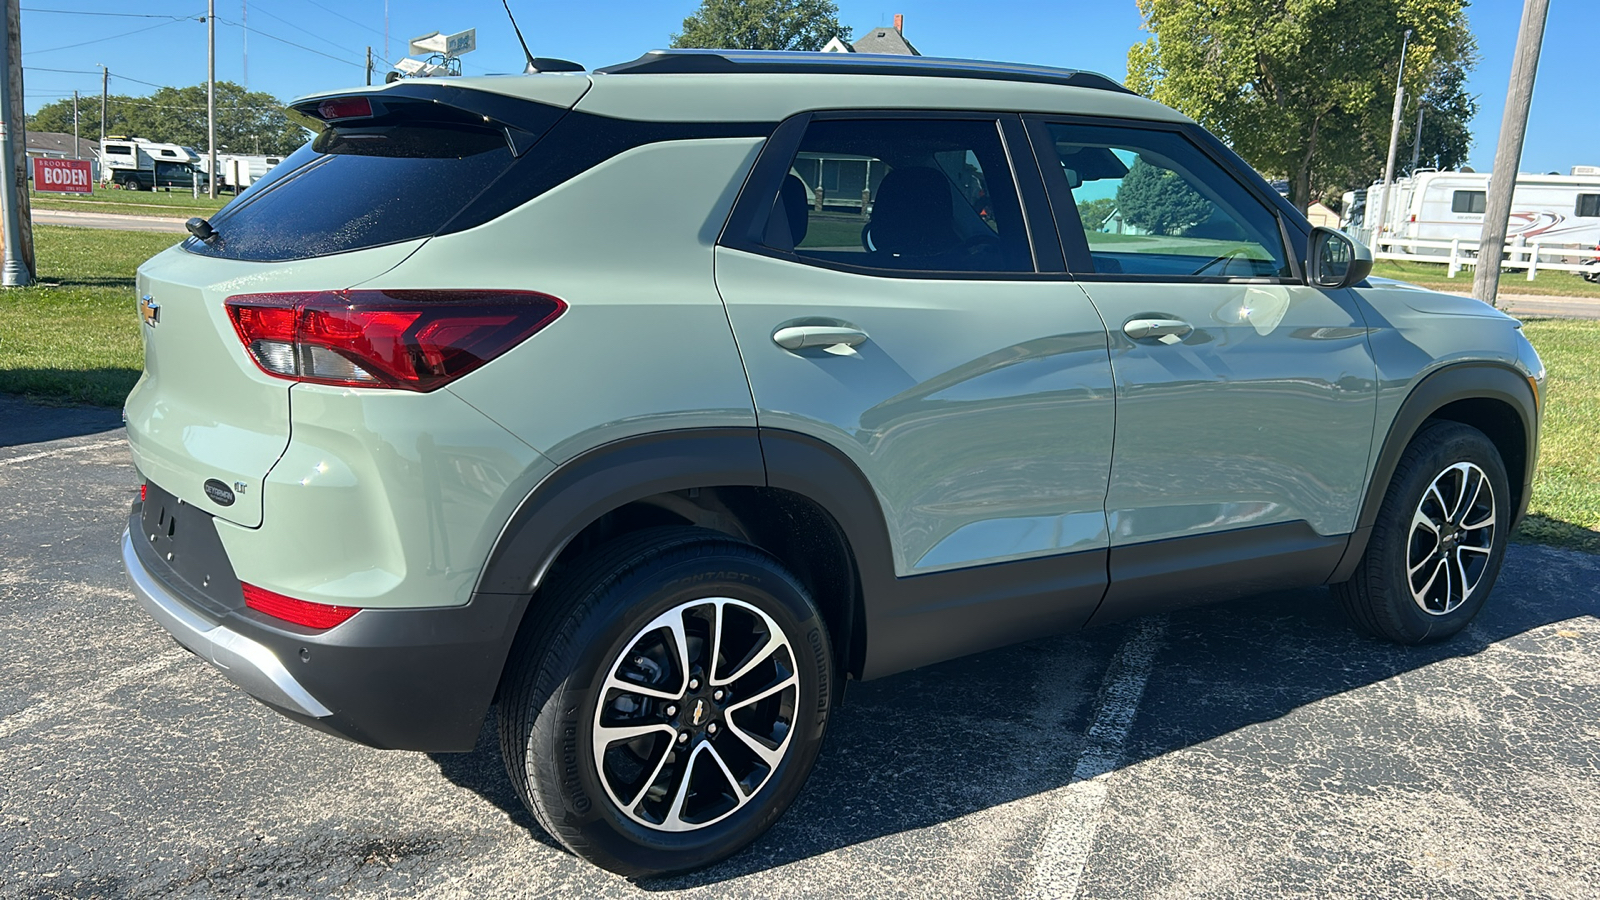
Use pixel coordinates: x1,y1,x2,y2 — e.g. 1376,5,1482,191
501,0,538,73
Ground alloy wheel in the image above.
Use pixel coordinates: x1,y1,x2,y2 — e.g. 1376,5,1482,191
591,597,800,832
1406,461,1496,616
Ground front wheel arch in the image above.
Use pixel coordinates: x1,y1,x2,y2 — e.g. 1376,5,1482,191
1330,362,1536,584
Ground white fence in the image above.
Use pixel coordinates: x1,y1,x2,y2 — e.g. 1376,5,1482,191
1362,231,1600,282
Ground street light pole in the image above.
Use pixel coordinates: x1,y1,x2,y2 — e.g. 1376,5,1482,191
207,0,217,199
0,0,31,286
1473,0,1550,306
1367,28,1412,253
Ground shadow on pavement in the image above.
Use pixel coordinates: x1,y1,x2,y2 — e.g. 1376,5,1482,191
427,545,1597,888
0,394,124,447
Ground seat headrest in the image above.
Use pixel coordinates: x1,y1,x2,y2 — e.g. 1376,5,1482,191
868,167,960,258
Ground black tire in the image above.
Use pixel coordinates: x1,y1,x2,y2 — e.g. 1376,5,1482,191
1333,421,1510,643
498,527,834,877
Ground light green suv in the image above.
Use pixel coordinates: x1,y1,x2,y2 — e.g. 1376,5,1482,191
121,50,1544,875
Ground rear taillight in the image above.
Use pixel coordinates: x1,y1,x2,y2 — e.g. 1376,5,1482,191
317,96,373,120
225,290,565,391
242,583,361,629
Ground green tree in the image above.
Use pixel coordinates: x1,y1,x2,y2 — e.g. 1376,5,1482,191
1403,58,1477,174
671,0,850,51
1075,197,1117,231
1115,159,1212,235
28,82,307,156
1127,0,1476,212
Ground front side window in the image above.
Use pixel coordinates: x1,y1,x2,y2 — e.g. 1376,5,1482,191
1577,193,1600,217
1452,190,1487,214
760,118,1033,274
1041,123,1290,279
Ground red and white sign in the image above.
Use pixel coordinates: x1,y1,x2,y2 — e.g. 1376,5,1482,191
33,157,93,194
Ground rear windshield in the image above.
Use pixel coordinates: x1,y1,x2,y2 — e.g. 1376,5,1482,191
184,98,552,262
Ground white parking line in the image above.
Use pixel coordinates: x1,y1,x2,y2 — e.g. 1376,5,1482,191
0,649,186,742
0,437,126,468
1029,615,1167,900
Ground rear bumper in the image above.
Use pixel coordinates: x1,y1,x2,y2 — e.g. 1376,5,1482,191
123,528,331,718
123,511,533,752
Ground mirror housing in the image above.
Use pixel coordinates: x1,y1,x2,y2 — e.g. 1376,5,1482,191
1307,226,1373,289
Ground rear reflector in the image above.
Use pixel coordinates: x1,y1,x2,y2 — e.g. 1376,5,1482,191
225,290,565,391
317,96,373,120
243,583,362,629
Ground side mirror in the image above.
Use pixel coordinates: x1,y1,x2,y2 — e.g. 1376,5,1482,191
1307,226,1373,289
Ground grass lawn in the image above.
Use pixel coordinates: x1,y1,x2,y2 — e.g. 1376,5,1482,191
2,226,1596,554
0,225,177,406
1515,318,1600,553
1372,259,1600,299
28,187,230,219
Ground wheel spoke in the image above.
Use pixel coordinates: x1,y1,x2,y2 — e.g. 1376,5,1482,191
1412,558,1445,604
707,600,727,684
1411,507,1441,537
1453,552,1473,602
723,718,786,767
1461,509,1495,531
623,730,679,810
1425,483,1450,521
701,741,748,799
1459,469,1485,525
1457,543,1492,555
662,743,706,829
1447,465,1469,523
715,633,787,687
603,676,679,702
725,672,799,714
666,612,693,695
595,722,675,746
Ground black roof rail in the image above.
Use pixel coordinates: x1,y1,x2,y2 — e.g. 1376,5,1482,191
594,49,1134,95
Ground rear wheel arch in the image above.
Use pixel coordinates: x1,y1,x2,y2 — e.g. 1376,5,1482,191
1330,362,1536,583
476,429,889,694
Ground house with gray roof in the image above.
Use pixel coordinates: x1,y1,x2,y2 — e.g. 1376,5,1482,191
822,13,920,56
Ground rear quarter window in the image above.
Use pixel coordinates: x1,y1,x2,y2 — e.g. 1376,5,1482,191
184,95,566,262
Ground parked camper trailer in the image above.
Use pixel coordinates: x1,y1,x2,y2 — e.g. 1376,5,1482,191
98,138,210,191
1342,168,1600,259
200,154,284,192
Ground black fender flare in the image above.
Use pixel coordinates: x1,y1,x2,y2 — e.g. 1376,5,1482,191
474,429,768,595
1329,361,1538,583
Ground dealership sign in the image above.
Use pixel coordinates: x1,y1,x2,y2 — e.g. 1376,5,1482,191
33,157,93,194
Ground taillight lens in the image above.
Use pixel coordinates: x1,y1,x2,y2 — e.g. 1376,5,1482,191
225,290,565,391
317,96,373,120
242,582,361,629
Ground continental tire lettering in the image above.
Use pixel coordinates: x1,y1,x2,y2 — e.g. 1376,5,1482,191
807,627,829,722
664,570,758,591
559,720,592,814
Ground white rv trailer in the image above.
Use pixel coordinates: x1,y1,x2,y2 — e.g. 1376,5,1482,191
1341,167,1600,258
199,154,285,192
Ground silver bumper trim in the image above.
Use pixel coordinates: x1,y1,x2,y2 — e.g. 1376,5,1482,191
121,529,332,718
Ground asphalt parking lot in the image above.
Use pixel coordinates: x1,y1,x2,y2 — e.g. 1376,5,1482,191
3,397,1598,899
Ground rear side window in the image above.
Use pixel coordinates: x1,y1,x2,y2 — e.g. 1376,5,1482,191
1577,193,1600,217
1451,190,1486,214
759,118,1034,274
185,96,562,262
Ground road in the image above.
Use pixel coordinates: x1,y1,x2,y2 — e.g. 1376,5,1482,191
32,208,188,233
2,397,1598,899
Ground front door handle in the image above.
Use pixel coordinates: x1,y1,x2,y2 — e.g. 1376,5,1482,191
1122,318,1193,342
772,325,869,351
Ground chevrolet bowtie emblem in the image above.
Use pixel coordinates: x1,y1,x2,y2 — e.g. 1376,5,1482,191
140,295,160,327
692,699,706,726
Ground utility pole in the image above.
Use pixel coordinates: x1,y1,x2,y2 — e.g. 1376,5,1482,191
1409,103,1424,173
100,65,107,147
366,46,373,86
73,91,79,159
242,0,248,90
1474,0,1550,306
1367,28,1412,253
207,0,217,199
0,0,32,285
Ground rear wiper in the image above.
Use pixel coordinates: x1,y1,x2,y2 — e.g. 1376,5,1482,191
186,217,220,244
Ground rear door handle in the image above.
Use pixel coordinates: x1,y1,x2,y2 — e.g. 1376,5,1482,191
772,325,869,351
1122,318,1193,343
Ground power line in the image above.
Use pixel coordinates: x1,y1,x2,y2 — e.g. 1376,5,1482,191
249,3,358,59
20,8,194,18
213,16,362,69
26,18,192,55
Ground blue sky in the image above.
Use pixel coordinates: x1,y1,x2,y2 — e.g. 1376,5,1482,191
18,1,1595,176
